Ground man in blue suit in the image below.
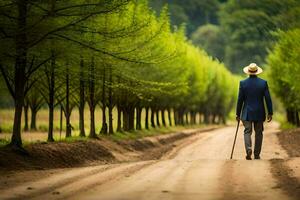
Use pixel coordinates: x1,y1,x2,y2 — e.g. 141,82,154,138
236,63,273,160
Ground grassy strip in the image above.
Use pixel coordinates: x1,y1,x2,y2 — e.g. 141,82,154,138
103,125,205,141
0,125,206,147
0,138,9,147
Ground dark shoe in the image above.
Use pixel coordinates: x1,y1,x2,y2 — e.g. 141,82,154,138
254,155,260,159
246,149,252,160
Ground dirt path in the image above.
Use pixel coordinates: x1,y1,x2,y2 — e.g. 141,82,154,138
1,122,299,200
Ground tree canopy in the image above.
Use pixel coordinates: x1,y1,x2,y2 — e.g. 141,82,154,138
0,0,238,148
267,29,300,126
219,0,300,73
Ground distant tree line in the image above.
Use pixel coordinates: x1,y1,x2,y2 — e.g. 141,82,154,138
150,0,221,35
219,0,300,73
151,0,300,73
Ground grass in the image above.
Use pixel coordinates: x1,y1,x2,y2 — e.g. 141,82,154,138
105,124,205,141
54,135,90,143
280,122,296,130
273,112,296,130
0,138,38,148
0,123,13,133
0,124,206,148
0,138,9,147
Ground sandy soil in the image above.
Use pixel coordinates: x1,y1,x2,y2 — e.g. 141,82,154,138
0,122,299,200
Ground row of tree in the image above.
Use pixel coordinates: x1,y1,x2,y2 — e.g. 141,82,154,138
0,0,238,148
267,29,300,127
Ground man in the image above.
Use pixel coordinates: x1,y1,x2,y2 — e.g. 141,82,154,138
236,63,273,160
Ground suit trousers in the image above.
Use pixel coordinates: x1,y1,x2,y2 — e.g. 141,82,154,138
242,121,264,156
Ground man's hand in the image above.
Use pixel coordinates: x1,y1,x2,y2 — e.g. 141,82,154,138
267,115,272,122
236,116,240,121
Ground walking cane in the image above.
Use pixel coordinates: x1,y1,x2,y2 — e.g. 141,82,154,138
230,120,240,159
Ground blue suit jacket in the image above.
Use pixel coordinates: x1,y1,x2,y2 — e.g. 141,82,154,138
236,76,273,122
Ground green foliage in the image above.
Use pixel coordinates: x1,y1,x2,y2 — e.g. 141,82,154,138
0,0,238,144
150,0,220,35
0,78,13,108
267,29,300,111
54,135,89,143
191,24,225,61
219,0,300,73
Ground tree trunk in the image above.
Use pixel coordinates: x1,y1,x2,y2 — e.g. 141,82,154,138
65,64,72,138
178,108,185,125
10,0,28,147
167,108,172,126
30,109,37,130
47,51,55,142
123,107,131,131
286,109,290,123
131,107,135,130
199,112,202,124
79,57,85,137
59,105,63,138
122,108,128,131
89,106,96,138
212,114,216,124
135,107,139,130
190,111,195,125
174,109,178,125
156,109,160,127
221,115,226,124
100,65,107,134
185,112,189,125
128,106,135,131
48,104,54,142
100,106,108,134
12,98,24,147
108,65,113,134
145,107,149,129
161,109,166,127
286,109,295,125
89,58,96,138
23,102,29,131
117,105,122,132
151,107,155,128
136,107,142,130
204,112,210,124
292,110,296,126
296,111,300,127
108,105,113,134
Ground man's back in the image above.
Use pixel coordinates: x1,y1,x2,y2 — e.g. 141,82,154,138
236,75,273,121
236,63,273,160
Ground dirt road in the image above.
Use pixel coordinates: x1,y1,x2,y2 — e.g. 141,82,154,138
1,122,299,200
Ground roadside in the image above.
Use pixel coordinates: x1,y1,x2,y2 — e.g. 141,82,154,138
0,125,207,145
276,128,300,157
270,128,300,199
0,126,219,171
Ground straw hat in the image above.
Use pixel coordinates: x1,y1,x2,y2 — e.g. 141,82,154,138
243,63,263,75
